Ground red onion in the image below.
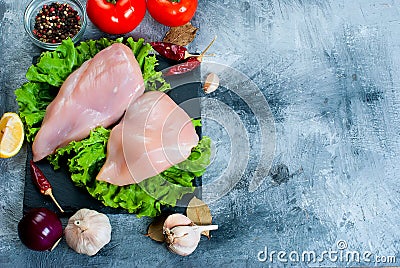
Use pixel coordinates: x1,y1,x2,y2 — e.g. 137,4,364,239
18,208,63,251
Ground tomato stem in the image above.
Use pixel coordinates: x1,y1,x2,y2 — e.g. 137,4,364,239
106,0,118,4
169,0,181,3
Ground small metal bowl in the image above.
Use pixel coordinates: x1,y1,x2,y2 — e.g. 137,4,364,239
24,0,87,50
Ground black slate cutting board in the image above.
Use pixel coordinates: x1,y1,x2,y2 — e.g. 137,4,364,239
23,56,202,216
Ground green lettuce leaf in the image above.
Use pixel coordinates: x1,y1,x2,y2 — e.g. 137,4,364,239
14,82,56,142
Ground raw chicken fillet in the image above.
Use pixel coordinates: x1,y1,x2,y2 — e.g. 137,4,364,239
97,91,199,186
32,43,144,161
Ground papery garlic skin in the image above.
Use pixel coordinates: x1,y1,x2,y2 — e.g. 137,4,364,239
65,209,112,256
165,225,200,256
163,213,193,230
163,213,218,256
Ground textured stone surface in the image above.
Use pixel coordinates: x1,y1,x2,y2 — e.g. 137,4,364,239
1,0,400,267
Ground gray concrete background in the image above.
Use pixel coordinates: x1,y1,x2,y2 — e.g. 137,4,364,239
1,0,400,267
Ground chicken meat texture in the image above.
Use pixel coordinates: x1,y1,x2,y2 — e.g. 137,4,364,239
32,43,144,161
96,91,199,186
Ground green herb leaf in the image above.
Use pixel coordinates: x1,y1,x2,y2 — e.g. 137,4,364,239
15,82,56,142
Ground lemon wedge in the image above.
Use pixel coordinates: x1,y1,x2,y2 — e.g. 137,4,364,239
0,112,24,158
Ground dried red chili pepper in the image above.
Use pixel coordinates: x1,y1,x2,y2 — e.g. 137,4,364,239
150,42,191,61
162,36,217,76
30,161,64,213
164,57,201,76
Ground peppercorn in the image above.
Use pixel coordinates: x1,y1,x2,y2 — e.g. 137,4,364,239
33,2,81,44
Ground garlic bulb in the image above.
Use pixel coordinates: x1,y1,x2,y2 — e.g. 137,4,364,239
64,209,112,256
163,213,218,256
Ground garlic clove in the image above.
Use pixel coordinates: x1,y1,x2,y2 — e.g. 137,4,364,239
162,213,218,256
168,240,198,256
165,225,200,256
203,73,220,94
163,213,193,231
64,209,112,256
170,225,201,247
164,224,219,256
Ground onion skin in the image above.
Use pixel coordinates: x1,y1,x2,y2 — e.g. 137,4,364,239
18,208,63,251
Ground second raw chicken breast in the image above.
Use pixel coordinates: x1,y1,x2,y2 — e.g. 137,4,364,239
97,91,199,186
32,43,144,161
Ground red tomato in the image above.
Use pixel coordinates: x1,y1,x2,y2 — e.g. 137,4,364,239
146,0,198,27
86,0,146,34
